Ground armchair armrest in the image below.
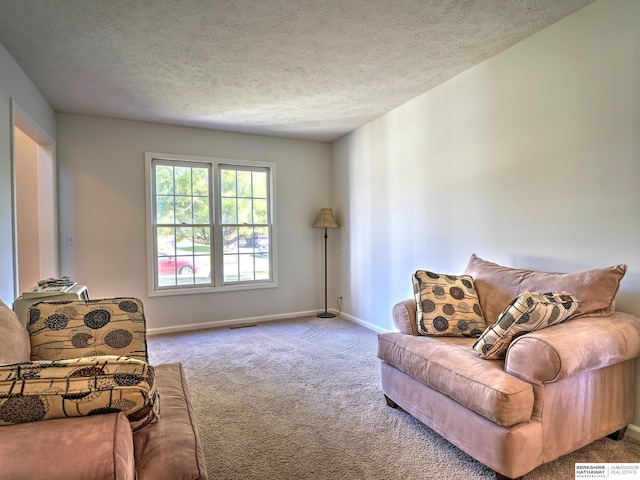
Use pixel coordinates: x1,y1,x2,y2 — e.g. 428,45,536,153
392,299,419,335
505,312,640,384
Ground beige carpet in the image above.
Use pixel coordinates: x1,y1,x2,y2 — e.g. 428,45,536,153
147,316,640,479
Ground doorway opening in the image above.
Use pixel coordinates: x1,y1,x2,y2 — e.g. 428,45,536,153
12,104,57,298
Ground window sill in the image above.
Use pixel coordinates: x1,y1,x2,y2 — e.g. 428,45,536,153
148,281,278,297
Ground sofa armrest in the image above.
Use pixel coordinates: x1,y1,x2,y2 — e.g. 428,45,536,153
505,312,640,384
392,299,419,335
0,412,135,480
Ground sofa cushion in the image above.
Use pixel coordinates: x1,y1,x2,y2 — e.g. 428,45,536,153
412,270,486,337
28,298,148,362
0,300,30,364
377,332,534,427
134,363,208,480
0,355,159,432
463,254,626,323
0,412,135,480
474,291,579,359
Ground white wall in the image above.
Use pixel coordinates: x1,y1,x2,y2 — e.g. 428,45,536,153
332,0,640,428
333,0,640,330
56,114,332,331
0,42,56,304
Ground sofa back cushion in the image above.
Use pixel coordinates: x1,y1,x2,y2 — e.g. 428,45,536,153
463,254,626,323
0,300,30,364
28,298,148,362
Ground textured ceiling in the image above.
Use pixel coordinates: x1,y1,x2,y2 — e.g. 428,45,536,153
0,0,595,142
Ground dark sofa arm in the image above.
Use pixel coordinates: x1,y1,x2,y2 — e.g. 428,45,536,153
505,312,640,384
392,299,419,335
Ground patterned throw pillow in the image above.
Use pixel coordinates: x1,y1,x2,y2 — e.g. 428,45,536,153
412,270,486,337
28,298,148,362
473,291,579,360
0,356,159,431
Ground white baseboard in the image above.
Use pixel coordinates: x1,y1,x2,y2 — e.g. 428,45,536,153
339,311,391,334
626,423,640,441
147,309,320,335
147,308,392,336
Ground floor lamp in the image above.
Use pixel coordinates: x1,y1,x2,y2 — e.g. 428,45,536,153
313,208,339,318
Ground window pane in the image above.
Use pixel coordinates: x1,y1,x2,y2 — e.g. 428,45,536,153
238,227,252,249
175,196,192,224
158,254,177,275
193,226,212,285
221,198,237,224
223,227,239,253
157,227,175,254
254,226,268,252
255,253,270,280
156,165,174,195
221,169,236,197
194,255,211,283
176,255,195,276
237,198,252,224
176,226,194,253
253,199,268,224
158,253,181,285
193,197,209,224
156,196,174,224
237,170,252,197
192,168,209,196
194,227,211,252
253,171,267,198
175,167,192,195
239,254,255,281
223,255,239,282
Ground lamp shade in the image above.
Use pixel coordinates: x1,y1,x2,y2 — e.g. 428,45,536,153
313,208,339,228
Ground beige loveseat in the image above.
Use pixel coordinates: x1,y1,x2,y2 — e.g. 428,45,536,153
378,255,640,480
0,298,208,480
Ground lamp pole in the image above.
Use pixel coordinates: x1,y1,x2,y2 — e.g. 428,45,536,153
318,227,334,318
313,208,339,318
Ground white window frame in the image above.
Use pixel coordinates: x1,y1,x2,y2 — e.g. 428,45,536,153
145,152,277,296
